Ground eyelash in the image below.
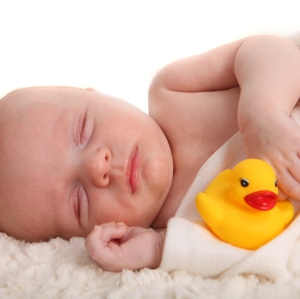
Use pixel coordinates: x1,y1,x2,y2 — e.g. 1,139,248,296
80,115,87,144
75,112,87,146
76,111,94,146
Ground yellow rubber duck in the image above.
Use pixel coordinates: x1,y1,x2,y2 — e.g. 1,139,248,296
196,159,294,250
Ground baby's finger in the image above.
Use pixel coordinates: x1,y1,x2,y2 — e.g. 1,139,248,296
85,225,128,270
100,222,127,229
278,168,300,200
88,223,127,244
278,189,289,201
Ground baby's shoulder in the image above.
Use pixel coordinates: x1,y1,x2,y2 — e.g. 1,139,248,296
149,87,240,157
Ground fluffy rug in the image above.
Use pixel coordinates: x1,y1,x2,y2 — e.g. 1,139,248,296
1,233,300,299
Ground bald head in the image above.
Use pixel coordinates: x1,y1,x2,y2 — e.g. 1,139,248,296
0,88,66,241
0,87,87,241
0,86,173,242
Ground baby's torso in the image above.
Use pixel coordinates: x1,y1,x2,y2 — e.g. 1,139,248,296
151,87,241,229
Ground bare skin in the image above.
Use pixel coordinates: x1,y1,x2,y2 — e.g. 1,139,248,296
0,87,173,241
86,35,300,271
1,36,300,271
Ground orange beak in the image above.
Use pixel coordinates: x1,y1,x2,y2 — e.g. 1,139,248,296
244,190,278,211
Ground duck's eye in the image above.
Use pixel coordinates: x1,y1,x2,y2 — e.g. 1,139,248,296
275,180,278,187
240,178,249,187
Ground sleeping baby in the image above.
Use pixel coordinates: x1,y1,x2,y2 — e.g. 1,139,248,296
0,34,300,280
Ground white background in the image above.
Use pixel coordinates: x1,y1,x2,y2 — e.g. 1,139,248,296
0,0,299,112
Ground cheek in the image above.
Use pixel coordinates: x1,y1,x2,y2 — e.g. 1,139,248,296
0,194,57,241
89,193,160,228
141,157,170,195
116,109,151,134
89,196,127,225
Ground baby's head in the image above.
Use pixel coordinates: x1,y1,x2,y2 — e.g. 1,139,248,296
0,87,173,241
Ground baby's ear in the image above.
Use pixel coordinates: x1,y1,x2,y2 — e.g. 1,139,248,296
86,88,95,91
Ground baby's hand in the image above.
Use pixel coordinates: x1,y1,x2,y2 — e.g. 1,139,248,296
241,110,300,200
85,222,166,272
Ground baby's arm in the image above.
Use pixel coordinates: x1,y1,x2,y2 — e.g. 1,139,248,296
85,222,166,271
150,35,300,200
234,36,300,199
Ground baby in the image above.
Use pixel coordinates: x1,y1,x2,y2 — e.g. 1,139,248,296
0,35,300,273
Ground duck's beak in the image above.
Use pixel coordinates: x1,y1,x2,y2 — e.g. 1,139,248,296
244,191,278,211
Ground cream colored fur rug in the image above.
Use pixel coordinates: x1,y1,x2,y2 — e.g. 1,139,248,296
1,232,300,299
2,32,300,299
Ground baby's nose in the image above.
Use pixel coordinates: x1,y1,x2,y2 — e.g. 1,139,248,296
88,147,111,187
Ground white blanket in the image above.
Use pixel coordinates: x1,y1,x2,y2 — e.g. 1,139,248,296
1,32,300,298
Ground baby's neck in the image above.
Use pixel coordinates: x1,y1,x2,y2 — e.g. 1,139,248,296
151,163,199,229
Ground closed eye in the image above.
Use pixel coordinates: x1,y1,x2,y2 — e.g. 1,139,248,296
75,110,94,146
71,186,80,224
72,186,88,226
77,187,83,224
80,114,87,144
75,111,86,145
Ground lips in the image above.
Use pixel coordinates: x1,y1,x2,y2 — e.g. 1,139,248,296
128,147,139,194
244,190,278,211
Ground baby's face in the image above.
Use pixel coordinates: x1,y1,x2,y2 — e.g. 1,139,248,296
0,87,173,241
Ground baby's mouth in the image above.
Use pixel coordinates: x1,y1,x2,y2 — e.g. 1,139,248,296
128,147,139,194
244,190,278,211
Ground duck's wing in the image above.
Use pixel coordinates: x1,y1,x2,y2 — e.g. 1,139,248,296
277,199,294,225
205,169,231,196
196,192,224,228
